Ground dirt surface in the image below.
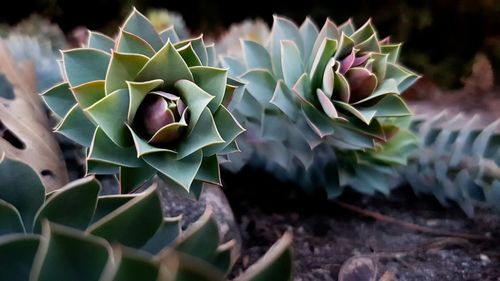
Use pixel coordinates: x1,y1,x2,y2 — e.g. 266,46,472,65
223,168,500,281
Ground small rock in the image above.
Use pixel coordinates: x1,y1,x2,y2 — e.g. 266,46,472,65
338,256,377,281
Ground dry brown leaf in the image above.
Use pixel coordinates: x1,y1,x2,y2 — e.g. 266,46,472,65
0,42,68,191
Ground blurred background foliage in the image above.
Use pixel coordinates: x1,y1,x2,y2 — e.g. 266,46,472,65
0,0,499,89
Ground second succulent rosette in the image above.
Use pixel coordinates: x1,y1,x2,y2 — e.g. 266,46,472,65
42,9,244,194
221,16,419,196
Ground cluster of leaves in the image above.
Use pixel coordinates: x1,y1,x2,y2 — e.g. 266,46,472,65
42,9,244,195
403,113,500,216
220,15,419,197
0,156,293,281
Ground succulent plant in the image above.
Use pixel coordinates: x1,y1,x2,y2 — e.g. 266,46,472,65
0,156,293,281
215,19,270,59
403,112,500,216
220,16,419,196
42,8,244,194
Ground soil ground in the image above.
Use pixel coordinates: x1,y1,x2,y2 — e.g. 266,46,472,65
223,168,500,281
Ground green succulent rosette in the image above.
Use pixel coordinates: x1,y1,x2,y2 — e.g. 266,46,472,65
42,9,244,193
221,16,419,196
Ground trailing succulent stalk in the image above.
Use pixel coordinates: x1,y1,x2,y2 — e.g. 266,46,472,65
0,156,293,281
220,16,419,196
42,8,244,195
403,112,500,216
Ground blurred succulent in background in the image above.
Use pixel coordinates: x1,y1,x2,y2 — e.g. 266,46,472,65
42,8,244,195
215,19,270,58
220,16,419,196
0,156,293,281
403,112,500,216
147,8,190,40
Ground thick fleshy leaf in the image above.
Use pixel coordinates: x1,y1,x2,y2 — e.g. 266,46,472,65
0,200,25,234
177,108,224,159
172,208,219,261
234,232,293,281
0,235,40,281
109,248,159,281
317,89,338,119
88,31,115,53
206,43,216,67
127,125,172,157
339,18,356,35
86,89,131,147
356,34,381,53
220,56,246,77
310,38,337,89
299,17,319,63
350,19,377,44
177,43,202,67
270,81,299,120
240,70,276,106
147,120,187,145
261,109,288,142
194,155,221,185
242,40,273,73
312,19,339,57
91,194,136,224
360,94,411,118
142,150,202,190
385,63,419,92
159,26,180,44
116,30,156,57
0,157,45,228
31,223,112,281
292,73,315,105
381,43,402,63
212,240,236,274
122,8,163,51
301,102,335,138
137,42,193,88
269,15,304,79
334,101,375,124
353,78,399,104
190,66,227,112
203,105,245,156
70,80,106,108
88,186,162,248
55,104,96,147
175,79,214,133
62,48,110,87
105,51,149,94
86,160,120,175
41,82,77,118
281,40,303,87
141,217,181,255
88,127,143,168
175,36,208,66
126,79,163,122
168,252,226,281
370,53,388,82
33,177,100,233
335,33,355,59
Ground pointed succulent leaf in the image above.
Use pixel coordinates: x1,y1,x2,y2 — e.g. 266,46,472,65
136,42,193,88
261,109,289,142
177,108,224,159
0,200,25,234
281,40,303,87
175,79,214,132
190,66,227,112
299,17,319,63
159,26,180,44
88,127,143,168
127,125,172,157
381,43,402,63
311,19,339,60
350,19,377,44
241,70,276,106
41,82,77,118
235,232,293,281
0,235,40,281
220,56,246,77
88,31,115,53
0,157,45,229
177,44,203,67
88,186,162,248
310,38,337,89
105,51,149,94
206,43,216,67
301,102,335,138
270,81,299,120
85,89,131,147
116,30,156,57
122,8,163,51
143,150,203,190
194,155,221,185
141,217,181,255
242,40,273,73
70,80,106,108
56,104,96,147
119,166,156,194
126,79,163,122
317,89,338,119
86,160,120,175
63,49,110,87
270,15,304,78
203,105,245,156
175,36,208,65
33,177,100,233
31,222,113,281
91,194,136,224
